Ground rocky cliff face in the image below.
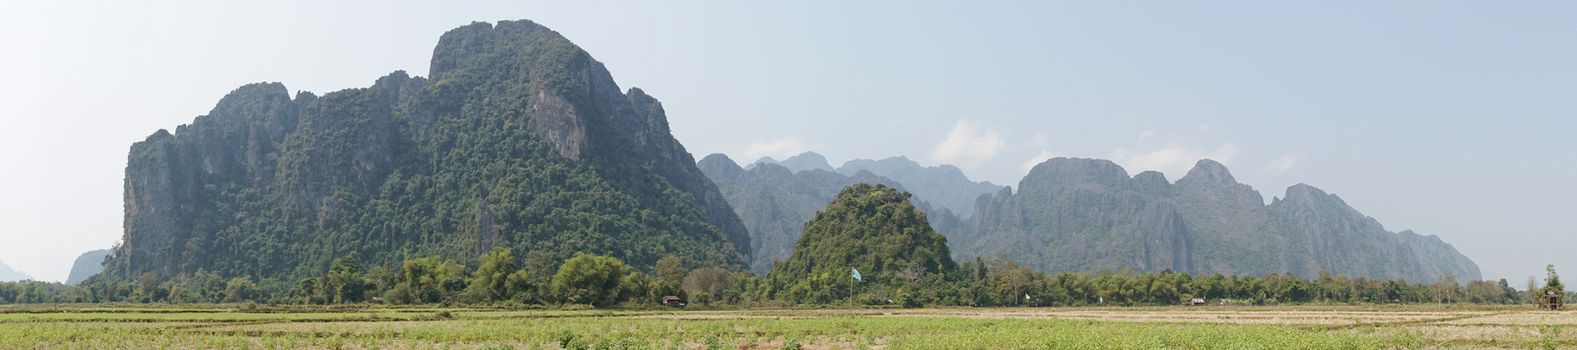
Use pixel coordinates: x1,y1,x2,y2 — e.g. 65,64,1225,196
959,158,1480,283
955,158,1194,273
700,154,959,275
107,20,749,281
1268,184,1480,282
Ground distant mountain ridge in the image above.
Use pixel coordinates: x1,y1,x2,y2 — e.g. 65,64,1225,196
0,260,31,282
953,158,1480,283
66,249,113,285
747,152,835,173
700,154,960,274
743,152,1003,219
835,155,1003,218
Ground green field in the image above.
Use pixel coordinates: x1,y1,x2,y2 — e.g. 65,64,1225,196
0,305,1570,349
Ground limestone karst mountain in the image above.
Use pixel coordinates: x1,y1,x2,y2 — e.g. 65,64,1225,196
953,158,1480,283
103,20,749,281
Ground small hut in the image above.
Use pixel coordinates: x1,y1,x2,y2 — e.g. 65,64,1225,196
661,296,686,308
1538,290,1563,310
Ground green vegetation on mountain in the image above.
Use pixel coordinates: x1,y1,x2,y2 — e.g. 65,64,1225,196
99,20,748,286
699,154,961,275
955,158,1481,283
767,184,958,304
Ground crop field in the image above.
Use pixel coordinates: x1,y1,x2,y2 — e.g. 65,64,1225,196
0,305,1571,349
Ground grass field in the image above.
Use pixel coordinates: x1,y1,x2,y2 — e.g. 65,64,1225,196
0,305,1570,349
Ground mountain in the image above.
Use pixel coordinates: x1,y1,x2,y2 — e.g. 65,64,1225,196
837,156,1003,218
954,158,1479,283
0,260,31,282
745,152,835,173
66,249,114,285
699,154,960,275
768,183,956,297
102,20,749,282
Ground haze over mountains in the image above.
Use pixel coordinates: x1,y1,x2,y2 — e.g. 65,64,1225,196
0,260,31,282
66,249,113,285
954,158,1479,283
708,153,1479,283
77,19,1479,287
748,152,1003,218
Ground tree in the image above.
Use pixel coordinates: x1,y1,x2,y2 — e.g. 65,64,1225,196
1432,273,1460,304
550,253,629,307
222,277,256,303
682,268,737,305
1546,264,1565,293
393,256,466,304
324,257,368,303
467,247,517,301
656,256,686,286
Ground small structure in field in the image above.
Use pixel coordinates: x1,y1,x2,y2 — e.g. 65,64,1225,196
1185,298,1206,306
661,296,686,308
1537,290,1563,310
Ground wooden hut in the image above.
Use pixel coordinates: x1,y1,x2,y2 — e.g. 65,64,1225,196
661,296,686,308
1538,290,1563,310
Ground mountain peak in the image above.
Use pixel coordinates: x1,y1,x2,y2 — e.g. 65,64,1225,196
1023,158,1130,188
697,153,745,179
1282,183,1331,202
1181,159,1235,184
777,152,834,172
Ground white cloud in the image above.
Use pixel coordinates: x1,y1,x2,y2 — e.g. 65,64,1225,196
1022,150,1057,173
1108,131,1238,177
931,120,1005,168
743,137,811,161
1264,152,1302,173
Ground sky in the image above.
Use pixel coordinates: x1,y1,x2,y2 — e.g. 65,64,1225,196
1,1,1573,283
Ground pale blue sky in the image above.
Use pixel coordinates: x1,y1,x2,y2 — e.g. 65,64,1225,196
1,1,1572,283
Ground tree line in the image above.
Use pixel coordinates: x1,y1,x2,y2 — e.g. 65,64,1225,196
0,249,1554,307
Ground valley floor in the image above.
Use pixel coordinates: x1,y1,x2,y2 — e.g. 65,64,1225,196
0,305,1569,349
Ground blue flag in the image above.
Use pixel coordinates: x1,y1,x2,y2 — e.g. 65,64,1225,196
851,268,862,282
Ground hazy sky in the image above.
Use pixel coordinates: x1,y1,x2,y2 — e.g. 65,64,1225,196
2,1,1573,283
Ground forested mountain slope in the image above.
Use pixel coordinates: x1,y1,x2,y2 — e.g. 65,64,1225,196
104,20,749,282
768,183,957,303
